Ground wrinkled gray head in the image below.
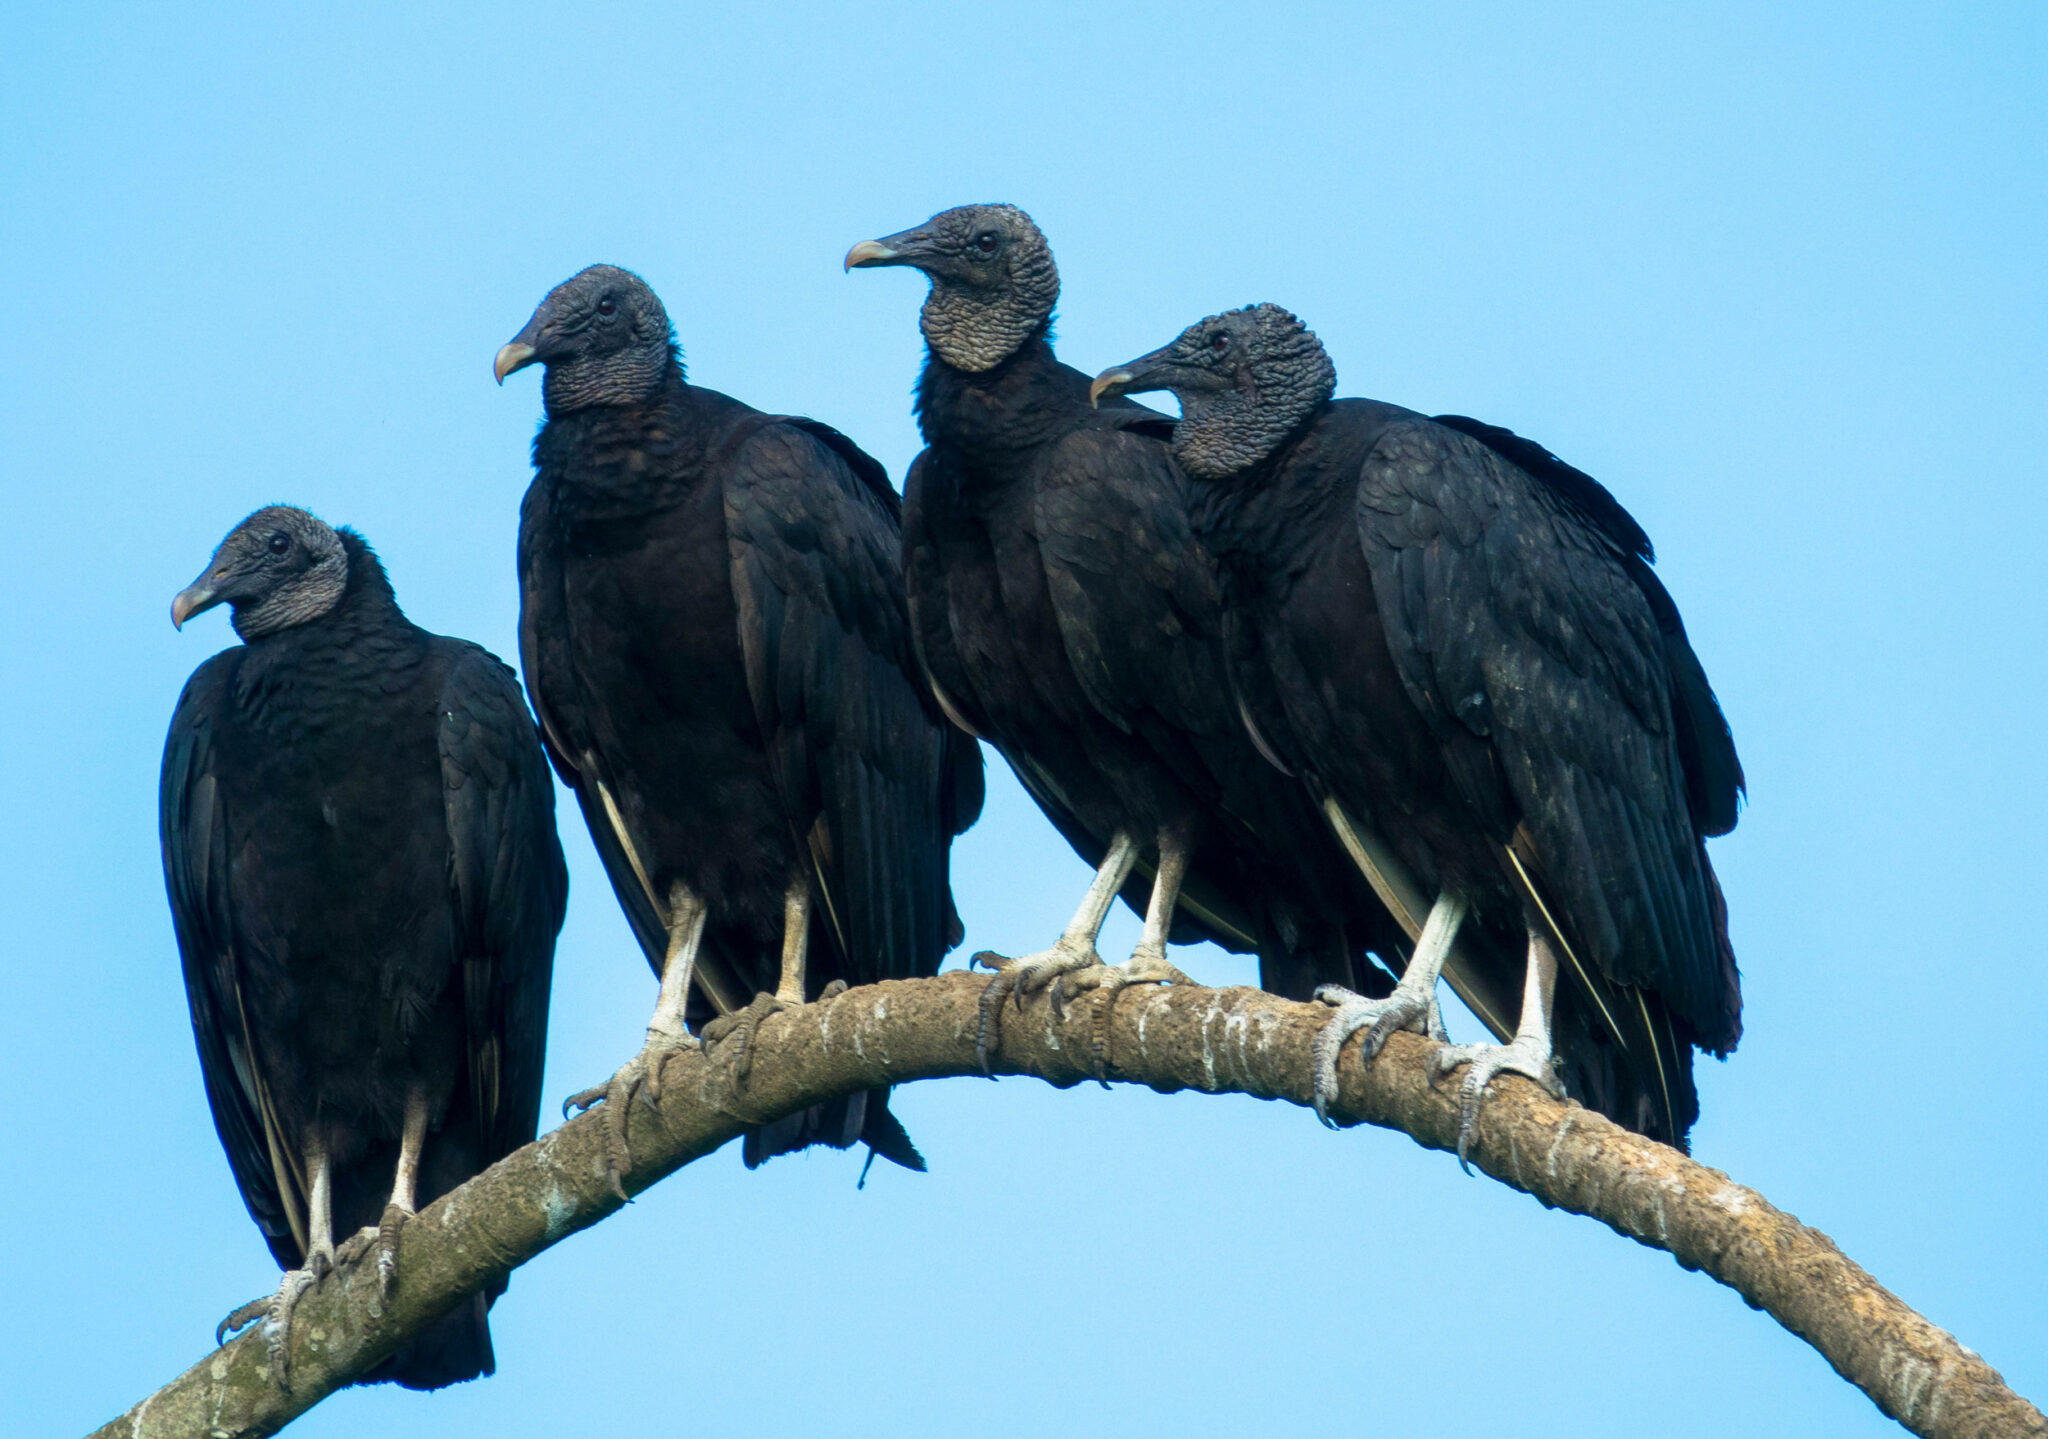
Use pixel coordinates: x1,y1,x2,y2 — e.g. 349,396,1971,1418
845,204,1059,373
494,264,676,415
1091,304,1336,480
171,505,351,640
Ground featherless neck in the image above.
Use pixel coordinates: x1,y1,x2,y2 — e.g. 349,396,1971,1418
543,345,681,418
919,255,1058,374
1173,388,1332,483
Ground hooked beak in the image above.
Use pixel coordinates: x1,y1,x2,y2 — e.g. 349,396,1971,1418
493,307,551,385
844,225,937,272
493,341,537,384
170,575,222,630
1089,368,1135,410
843,239,897,271
1089,345,1177,409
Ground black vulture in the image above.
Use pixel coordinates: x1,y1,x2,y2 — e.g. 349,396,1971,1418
495,265,981,1187
161,506,567,1388
1094,306,1743,1152
847,205,1410,1067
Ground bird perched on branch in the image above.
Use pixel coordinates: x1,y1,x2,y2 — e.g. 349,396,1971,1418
1094,306,1743,1152
161,506,567,1389
497,264,981,1188
847,206,1408,1068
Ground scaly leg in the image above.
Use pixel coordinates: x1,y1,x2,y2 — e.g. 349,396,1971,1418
217,1132,334,1392
973,831,1139,1071
1049,826,1200,1080
565,880,708,1198
367,1089,431,1297
1311,891,1468,1125
704,877,810,1083
1433,925,1566,1166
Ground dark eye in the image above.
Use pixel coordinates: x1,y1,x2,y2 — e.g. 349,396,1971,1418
268,532,291,556
1210,331,1231,354
596,296,617,316
973,231,1000,255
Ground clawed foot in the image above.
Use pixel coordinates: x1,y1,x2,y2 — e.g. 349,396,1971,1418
1432,1034,1565,1168
215,1238,335,1391
703,992,792,1083
375,1203,410,1297
563,1027,701,1200
1051,947,1196,1083
972,937,1104,1072
972,942,1195,1078
1310,978,1448,1127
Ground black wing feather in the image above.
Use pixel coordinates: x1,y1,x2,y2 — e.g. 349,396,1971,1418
161,653,302,1268
725,419,960,982
1356,419,1738,1048
436,644,568,1166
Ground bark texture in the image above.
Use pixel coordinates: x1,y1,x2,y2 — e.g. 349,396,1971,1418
90,971,2043,1439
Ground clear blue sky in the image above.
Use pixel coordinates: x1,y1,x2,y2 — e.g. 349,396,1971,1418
4,4,2042,1435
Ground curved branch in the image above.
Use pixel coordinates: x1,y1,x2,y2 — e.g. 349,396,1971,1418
89,971,2043,1439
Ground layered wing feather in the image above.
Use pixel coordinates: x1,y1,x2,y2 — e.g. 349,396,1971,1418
724,417,970,982
1353,418,1739,1049
436,643,569,1167
160,654,305,1268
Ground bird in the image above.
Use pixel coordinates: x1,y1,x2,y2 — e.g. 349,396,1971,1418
1093,305,1743,1153
847,205,1412,1070
161,505,567,1390
495,263,981,1190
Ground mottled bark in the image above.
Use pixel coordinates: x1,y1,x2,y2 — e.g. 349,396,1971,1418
90,971,2042,1439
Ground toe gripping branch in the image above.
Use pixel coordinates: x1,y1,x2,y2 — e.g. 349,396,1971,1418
972,950,1195,1084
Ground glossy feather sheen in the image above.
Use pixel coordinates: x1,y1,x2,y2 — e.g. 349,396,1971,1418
160,536,567,1388
907,330,1403,998
518,358,980,1164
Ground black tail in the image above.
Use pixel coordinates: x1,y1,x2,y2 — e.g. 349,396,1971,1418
1549,978,1699,1151
363,1289,497,1391
741,1085,926,1175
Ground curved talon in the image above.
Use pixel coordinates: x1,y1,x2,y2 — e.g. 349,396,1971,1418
975,966,1019,1074
704,992,791,1085
971,941,1098,1071
1433,1037,1565,1170
563,1033,700,1201
376,1204,409,1298
216,1295,270,1348
261,1266,319,1392
1310,980,1441,1127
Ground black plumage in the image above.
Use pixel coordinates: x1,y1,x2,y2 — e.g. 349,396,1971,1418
1096,306,1742,1149
848,206,1404,1056
496,265,980,1179
161,506,566,1389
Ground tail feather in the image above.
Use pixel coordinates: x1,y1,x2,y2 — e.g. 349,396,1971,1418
741,1086,926,1174
364,1290,497,1391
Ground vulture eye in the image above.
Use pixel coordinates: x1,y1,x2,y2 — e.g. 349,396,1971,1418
973,231,1000,255
596,297,617,316
1210,332,1231,354
267,532,291,556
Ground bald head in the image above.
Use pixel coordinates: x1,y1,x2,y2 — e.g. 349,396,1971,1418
496,264,676,416
1092,304,1336,480
846,204,1058,373
172,505,351,640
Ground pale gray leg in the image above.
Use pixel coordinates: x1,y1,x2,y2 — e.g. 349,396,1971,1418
357,1088,432,1298
217,1134,334,1392
704,877,811,1082
1048,826,1200,1079
1312,891,1468,1125
1433,925,1567,1166
974,830,1140,1071
565,880,709,1197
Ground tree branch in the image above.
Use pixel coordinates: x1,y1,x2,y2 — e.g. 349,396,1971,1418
90,971,2042,1439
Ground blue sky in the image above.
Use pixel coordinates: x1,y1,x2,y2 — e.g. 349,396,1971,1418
3,4,2042,1435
